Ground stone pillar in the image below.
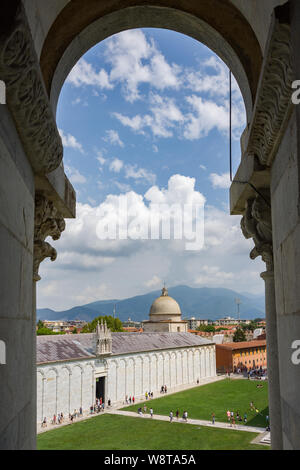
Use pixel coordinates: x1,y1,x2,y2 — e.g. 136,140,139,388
241,192,283,449
260,269,283,449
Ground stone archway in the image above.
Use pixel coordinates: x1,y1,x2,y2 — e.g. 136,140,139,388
1,0,300,451
40,0,262,121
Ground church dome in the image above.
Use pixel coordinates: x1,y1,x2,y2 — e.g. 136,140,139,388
149,287,182,316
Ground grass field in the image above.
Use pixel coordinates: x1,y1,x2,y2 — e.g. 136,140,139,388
37,414,268,450
123,379,269,428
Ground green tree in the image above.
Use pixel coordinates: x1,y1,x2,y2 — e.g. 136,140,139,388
233,328,247,342
81,315,123,333
72,327,78,334
248,321,259,331
36,327,65,336
37,319,44,329
240,321,258,332
196,324,215,333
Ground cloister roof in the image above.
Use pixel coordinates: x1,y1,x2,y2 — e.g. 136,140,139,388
37,332,213,364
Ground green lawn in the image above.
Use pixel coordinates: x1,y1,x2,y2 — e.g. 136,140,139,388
123,379,269,428
37,414,268,450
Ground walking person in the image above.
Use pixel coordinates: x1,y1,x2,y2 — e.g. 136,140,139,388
169,411,173,423
150,407,153,418
176,409,179,420
212,413,215,425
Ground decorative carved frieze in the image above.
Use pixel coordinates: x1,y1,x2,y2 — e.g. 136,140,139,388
247,5,294,167
33,194,65,281
241,192,273,271
0,2,63,174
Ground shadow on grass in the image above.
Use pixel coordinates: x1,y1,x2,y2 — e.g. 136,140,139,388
247,406,269,428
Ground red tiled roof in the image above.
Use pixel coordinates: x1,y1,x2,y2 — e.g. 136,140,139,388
216,340,266,350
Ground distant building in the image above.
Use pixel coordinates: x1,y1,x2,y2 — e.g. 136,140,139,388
216,340,267,373
142,287,188,332
122,319,142,329
213,317,252,326
122,327,143,333
42,320,87,334
187,318,209,330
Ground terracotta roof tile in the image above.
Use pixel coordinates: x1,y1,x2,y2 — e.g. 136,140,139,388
216,340,266,351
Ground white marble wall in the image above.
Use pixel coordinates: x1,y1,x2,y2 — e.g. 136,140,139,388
0,105,35,449
37,361,97,423
36,345,216,423
106,345,216,404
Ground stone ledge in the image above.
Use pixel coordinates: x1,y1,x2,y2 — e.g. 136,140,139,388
230,154,270,215
35,165,76,219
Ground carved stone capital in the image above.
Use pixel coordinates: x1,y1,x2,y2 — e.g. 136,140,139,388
247,4,294,167
0,2,63,174
241,191,273,271
33,194,65,281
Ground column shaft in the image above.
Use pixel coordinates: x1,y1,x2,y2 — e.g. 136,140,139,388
261,270,283,449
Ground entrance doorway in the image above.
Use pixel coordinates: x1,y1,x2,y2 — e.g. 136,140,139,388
96,377,105,402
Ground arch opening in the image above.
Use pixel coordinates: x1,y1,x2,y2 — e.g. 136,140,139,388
40,3,262,123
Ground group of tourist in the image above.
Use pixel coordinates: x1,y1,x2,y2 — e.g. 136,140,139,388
136,406,188,423
160,385,168,393
125,391,154,404
125,395,135,404
69,408,83,422
90,398,105,414
41,399,115,428
226,409,248,426
169,410,188,422
41,409,82,428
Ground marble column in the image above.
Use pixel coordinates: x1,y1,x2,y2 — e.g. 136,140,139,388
260,269,282,449
241,192,282,449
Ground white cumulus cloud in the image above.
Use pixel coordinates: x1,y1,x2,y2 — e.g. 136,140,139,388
37,175,264,310
209,172,231,189
109,158,124,173
103,130,124,148
59,129,84,153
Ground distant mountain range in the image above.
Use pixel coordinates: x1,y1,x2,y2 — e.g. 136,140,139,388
37,285,265,323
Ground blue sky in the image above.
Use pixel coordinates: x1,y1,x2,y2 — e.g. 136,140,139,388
37,29,265,311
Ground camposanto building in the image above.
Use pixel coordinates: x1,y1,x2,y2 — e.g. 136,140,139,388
36,290,216,423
